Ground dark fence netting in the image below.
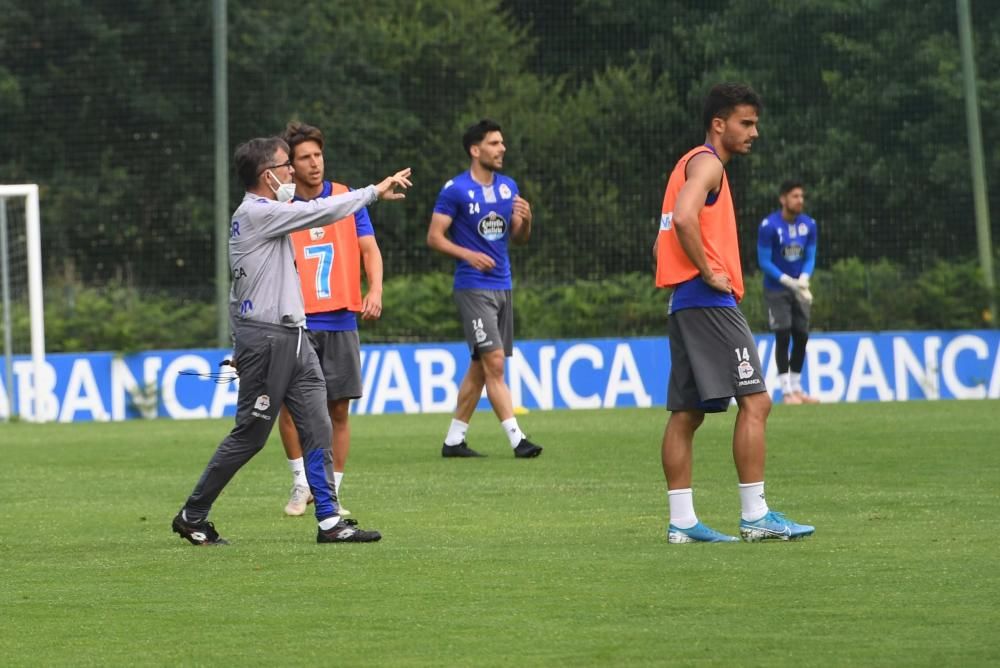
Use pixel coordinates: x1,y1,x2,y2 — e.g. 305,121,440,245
1,0,998,352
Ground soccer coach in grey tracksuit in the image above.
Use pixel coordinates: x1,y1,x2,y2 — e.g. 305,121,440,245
172,136,411,545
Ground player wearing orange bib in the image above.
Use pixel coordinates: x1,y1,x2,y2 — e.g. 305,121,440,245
277,122,384,517
654,83,814,544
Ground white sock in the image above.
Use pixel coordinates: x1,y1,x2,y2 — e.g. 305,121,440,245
739,482,769,522
779,373,793,394
334,471,344,496
668,488,697,529
444,419,469,446
501,417,525,447
790,372,803,394
288,457,308,489
318,515,341,530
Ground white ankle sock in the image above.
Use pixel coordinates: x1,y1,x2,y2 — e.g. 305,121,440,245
501,417,524,447
288,457,307,488
444,419,469,446
667,488,697,529
790,372,803,394
779,373,793,394
318,515,341,530
739,482,769,522
334,471,344,495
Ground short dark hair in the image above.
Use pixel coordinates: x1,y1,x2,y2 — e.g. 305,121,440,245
779,179,804,196
462,118,503,156
702,83,762,132
282,121,325,159
234,137,289,189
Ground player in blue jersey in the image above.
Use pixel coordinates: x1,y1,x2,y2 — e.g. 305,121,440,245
427,119,543,459
276,121,385,517
757,180,820,404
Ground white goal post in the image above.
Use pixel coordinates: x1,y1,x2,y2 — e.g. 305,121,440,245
0,184,45,422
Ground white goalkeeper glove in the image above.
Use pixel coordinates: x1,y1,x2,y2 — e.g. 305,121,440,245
798,272,810,288
779,274,799,290
780,273,813,304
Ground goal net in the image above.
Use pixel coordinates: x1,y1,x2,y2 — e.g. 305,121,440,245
0,185,45,422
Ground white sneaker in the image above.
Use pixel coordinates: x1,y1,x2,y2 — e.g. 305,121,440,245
284,485,313,516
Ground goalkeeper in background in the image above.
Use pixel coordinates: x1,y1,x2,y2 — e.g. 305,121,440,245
756,179,819,404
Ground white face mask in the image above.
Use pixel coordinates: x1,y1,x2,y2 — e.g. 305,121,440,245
267,170,296,203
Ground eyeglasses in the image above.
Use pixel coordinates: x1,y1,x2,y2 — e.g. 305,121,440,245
258,160,292,175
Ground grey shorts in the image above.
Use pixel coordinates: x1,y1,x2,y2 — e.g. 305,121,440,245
454,289,514,358
306,329,362,401
667,307,766,412
765,288,811,332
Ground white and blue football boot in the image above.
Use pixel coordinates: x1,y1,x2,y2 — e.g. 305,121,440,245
667,521,739,543
739,511,815,542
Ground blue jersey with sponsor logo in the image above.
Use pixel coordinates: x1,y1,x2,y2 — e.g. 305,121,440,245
294,181,375,332
433,170,518,290
757,211,818,291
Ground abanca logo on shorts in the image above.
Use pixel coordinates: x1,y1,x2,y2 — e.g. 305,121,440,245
477,211,507,241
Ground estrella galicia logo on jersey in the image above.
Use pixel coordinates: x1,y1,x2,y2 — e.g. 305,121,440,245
660,212,673,230
782,243,804,261
477,211,507,240
499,183,512,200
309,227,325,241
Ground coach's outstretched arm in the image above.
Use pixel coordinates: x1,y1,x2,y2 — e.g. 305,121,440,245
261,168,412,238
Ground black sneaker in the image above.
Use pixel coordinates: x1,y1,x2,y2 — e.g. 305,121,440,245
513,438,543,458
441,441,486,458
317,518,382,543
172,512,229,546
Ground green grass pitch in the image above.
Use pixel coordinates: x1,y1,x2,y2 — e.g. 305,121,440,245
2,401,999,666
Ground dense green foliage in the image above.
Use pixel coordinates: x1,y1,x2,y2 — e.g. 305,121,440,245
2,402,999,664
1,0,998,348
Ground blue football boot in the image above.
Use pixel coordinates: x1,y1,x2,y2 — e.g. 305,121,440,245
667,521,739,543
739,510,815,542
